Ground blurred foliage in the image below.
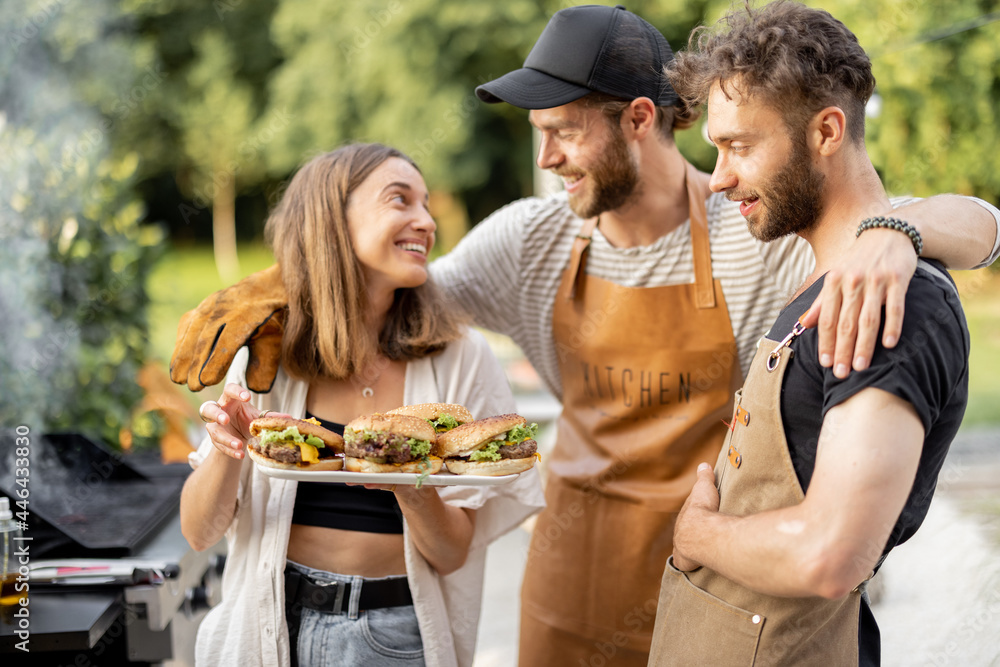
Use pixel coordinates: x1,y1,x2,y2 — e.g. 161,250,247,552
954,272,1000,425
115,0,999,238
112,0,283,278
119,0,712,231
261,0,714,225
857,1,1000,205
0,0,164,449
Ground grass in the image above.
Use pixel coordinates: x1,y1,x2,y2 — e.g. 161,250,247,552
954,271,1000,426
146,244,1000,426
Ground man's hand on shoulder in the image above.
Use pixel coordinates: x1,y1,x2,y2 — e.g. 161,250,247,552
801,227,916,379
804,193,1000,379
170,264,288,393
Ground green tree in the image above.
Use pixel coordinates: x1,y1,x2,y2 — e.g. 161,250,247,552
261,0,713,227
858,0,1000,206
112,0,283,280
112,0,998,251
175,30,260,283
263,0,549,226
0,0,164,447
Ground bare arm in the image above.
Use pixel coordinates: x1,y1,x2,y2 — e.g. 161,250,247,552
804,195,999,379
180,446,244,552
395,488,476,576
903,195,999,269
672,387,924,599
180,383,265,551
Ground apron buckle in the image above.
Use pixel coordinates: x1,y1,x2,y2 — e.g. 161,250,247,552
767,321,806,372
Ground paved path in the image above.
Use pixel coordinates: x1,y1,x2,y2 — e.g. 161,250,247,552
877,425,1000,666
473,426,1000,666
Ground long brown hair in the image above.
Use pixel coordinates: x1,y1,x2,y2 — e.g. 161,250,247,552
265,143,465,383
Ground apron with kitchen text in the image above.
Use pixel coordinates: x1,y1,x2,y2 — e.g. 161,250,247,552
519,163,742,667
648,325,862,666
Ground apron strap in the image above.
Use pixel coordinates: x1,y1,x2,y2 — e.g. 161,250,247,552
686,161,716,309
561,216,600,301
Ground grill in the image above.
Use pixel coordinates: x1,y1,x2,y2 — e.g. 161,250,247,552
1,433,182,556
0,431,224,665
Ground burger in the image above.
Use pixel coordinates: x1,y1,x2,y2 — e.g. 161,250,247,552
386,403,474,433
343,413,443,474
247,415,345,470
437,414,539,476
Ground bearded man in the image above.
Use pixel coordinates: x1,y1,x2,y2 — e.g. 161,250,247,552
649,2,980,665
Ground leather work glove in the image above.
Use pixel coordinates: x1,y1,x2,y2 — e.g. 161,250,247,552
170,264,289,393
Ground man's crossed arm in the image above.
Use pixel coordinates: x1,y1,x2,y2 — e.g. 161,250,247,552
671,387,924,600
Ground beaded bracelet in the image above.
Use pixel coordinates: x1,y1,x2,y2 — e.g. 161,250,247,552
856,216,923,256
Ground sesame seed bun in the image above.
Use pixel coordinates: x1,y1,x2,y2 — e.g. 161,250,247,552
249,415,344,452
386,403,474,426
344,413,436,443
435,414,527,458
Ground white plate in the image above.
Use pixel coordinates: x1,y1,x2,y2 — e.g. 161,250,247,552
256,466,520,486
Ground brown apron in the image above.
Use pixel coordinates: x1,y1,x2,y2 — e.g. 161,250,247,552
648,325,862,666
519,163,742,666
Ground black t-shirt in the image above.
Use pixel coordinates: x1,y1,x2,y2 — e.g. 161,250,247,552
768,261,970,666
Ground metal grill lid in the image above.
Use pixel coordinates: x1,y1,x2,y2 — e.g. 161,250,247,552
0,432,184,557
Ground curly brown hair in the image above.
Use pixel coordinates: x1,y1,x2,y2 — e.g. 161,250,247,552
668,1,875,142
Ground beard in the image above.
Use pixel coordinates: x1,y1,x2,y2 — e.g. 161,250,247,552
562,126,640,219
731,142,825,242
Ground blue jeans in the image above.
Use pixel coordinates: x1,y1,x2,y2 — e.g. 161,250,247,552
285,560,425,666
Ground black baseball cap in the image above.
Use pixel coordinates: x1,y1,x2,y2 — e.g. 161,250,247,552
476,4,679,110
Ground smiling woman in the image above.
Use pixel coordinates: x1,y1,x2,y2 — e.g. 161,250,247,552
347,158,436,288
179,143,544,667
267,146,460,384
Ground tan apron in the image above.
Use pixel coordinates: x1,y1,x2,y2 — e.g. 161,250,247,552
648,324,862,666
519,163,742,666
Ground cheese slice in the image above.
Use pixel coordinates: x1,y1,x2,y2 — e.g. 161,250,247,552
299,443,319,463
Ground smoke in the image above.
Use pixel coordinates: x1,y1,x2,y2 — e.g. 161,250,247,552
0,1,152,434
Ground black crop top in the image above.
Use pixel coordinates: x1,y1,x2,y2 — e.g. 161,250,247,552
290,413,404,534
